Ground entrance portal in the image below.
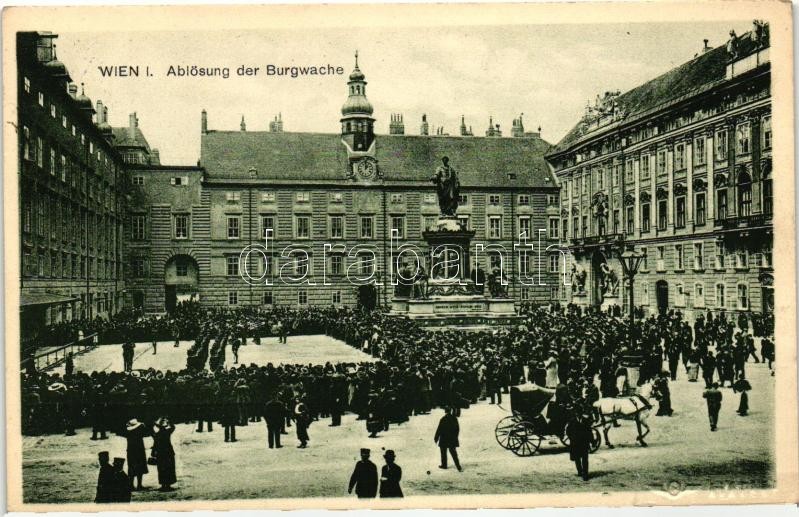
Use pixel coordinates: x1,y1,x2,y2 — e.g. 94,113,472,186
164,255,199,313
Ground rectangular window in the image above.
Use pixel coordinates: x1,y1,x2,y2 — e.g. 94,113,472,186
259,291,272,305
132,176,144,185
548,254,559,273
715,129,728,161
657,199,667,230
762,244,773,269
228,291,238,305
715,284,726,308
736,122,751,155
518,194,530,205
521,288,530,301
170,176,188,186
518,216,531,238
489,194,501,206
596,169,604,190
640,247,648,271
762,115,772,150
24,77,30,93
390,193,403,204
458,194,469,206
424,193,437,204
332,291,342,305
674,143,686,170
296,192,310,202
694,137,706,165
640,155,650,179
657,150,666,174
561,218,568,240
22,126,31,160
737,284,749,310
360,216,373,238
641,203,651,232
423,215,437,233
359,254,374,276
261,215,275,239
581,215,588,238
656,246,665,271
330,215,344,239
717,190,728,220
693,243,704,270
330,255,343,276
549,217,560,239
457,215,470,231
261,192,276,202
612,209,620,234
36,137,43,167
763,178,773,215
50,104,56,118
675,196,686,228
176,262,188,277
626,206,634,234
329,192,343,203
295,215,310,239
675,244,684,270
572,217,579,238
49,148,56,175
390,215,405,239
547,194,558,206
131,215,146,240
62,115,67,129
227,216,240,239
226,256,239,276
131,258,145,277
695,193,706,226
38,91,44,106
297,290,308,305
226,191,241,203
488,216,502,239
715,242,726,269
694,283,705,308
739,184,752,217
173,214,188,239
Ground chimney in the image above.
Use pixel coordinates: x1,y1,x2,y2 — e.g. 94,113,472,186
701,38,712,54
420,114,429,136
103,106,109,124
128,112,137,140
151,148,160,165
201,109,208,134
240,115,246,132
96,100,104,124
512,113,525,137
389,113,405,135
67,83,78,98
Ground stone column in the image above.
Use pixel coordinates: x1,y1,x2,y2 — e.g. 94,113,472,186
686,134,694,228
707,128,715,225
666,141,674,230
634,154,641,239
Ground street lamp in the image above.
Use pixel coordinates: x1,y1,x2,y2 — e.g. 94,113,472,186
619,246,647,346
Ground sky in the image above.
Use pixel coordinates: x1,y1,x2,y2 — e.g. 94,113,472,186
53,21,755,165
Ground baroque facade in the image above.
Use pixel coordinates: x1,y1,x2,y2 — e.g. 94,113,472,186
17,32,128,350
124,56,563,313
545,21,774,320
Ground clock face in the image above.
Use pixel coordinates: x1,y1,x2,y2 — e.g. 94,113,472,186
356,159,376,179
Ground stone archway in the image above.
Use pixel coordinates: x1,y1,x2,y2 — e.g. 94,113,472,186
164,254,200,312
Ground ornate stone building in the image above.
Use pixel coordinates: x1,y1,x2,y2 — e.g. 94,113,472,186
124,56,562,312
545,21,773,320
17,32,128,352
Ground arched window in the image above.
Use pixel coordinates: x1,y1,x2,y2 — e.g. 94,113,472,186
762,166,773,215
694,282,705,308
738,170,752,217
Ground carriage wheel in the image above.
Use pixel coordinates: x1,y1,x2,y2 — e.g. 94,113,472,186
559,432,570,448
495,415,519,450
589,428,602,453
510,421,541,457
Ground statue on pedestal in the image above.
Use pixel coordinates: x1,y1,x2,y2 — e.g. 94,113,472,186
430,156,460,216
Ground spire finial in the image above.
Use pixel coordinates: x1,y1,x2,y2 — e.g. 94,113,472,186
354,50,359,68
81,82,85,95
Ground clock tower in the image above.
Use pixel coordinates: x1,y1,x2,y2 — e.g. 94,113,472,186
341,51,376,164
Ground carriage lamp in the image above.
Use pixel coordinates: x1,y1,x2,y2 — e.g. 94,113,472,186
619,246,647,338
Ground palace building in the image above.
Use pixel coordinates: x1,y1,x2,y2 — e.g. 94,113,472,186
545,21,773,320
17,32,129,352
123,55,562,313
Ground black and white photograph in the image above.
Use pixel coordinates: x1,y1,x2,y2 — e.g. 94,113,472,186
4,2,796,510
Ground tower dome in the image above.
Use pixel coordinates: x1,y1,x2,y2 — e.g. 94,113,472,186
340,51,375,153
75,83,92,110
43,45,70,80
341,50,373,116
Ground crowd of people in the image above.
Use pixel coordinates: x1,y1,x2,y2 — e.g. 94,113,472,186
21,301,774,498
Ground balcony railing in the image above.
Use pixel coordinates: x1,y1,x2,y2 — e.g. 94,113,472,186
716,213,773,230
571,233,625,247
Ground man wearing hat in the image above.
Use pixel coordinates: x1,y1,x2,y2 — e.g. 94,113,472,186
434,406,463,471
95,451,114,503
264,395,286,449
123,419,149,490
379,450,403,498
348,448,378,498
702,382,723,431
566,412,593,481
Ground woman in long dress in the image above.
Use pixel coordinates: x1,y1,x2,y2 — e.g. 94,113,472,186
544,356,559,388
152,417,177,491
123,419,149,490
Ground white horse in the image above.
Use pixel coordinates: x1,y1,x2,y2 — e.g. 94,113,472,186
593,380,654,448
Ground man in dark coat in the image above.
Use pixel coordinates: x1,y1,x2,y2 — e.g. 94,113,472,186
348,448,378,498
379,449,403,498
264,396,285,449
653,371,674,416
110,457,132,503
95,451,114,503
566,412,593,481
702,382,723,431
434,407,462,471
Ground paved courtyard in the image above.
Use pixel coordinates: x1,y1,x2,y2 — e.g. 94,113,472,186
24,339,774,503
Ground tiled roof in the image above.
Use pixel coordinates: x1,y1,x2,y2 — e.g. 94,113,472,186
200,131,556,188
111,126,152,151
549,37,756,156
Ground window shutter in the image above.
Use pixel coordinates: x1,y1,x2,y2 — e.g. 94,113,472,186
170,177,176,185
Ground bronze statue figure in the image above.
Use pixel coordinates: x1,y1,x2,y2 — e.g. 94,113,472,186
431,156,460,216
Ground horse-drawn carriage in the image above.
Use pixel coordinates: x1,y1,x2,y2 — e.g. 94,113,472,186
494,384,602,456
